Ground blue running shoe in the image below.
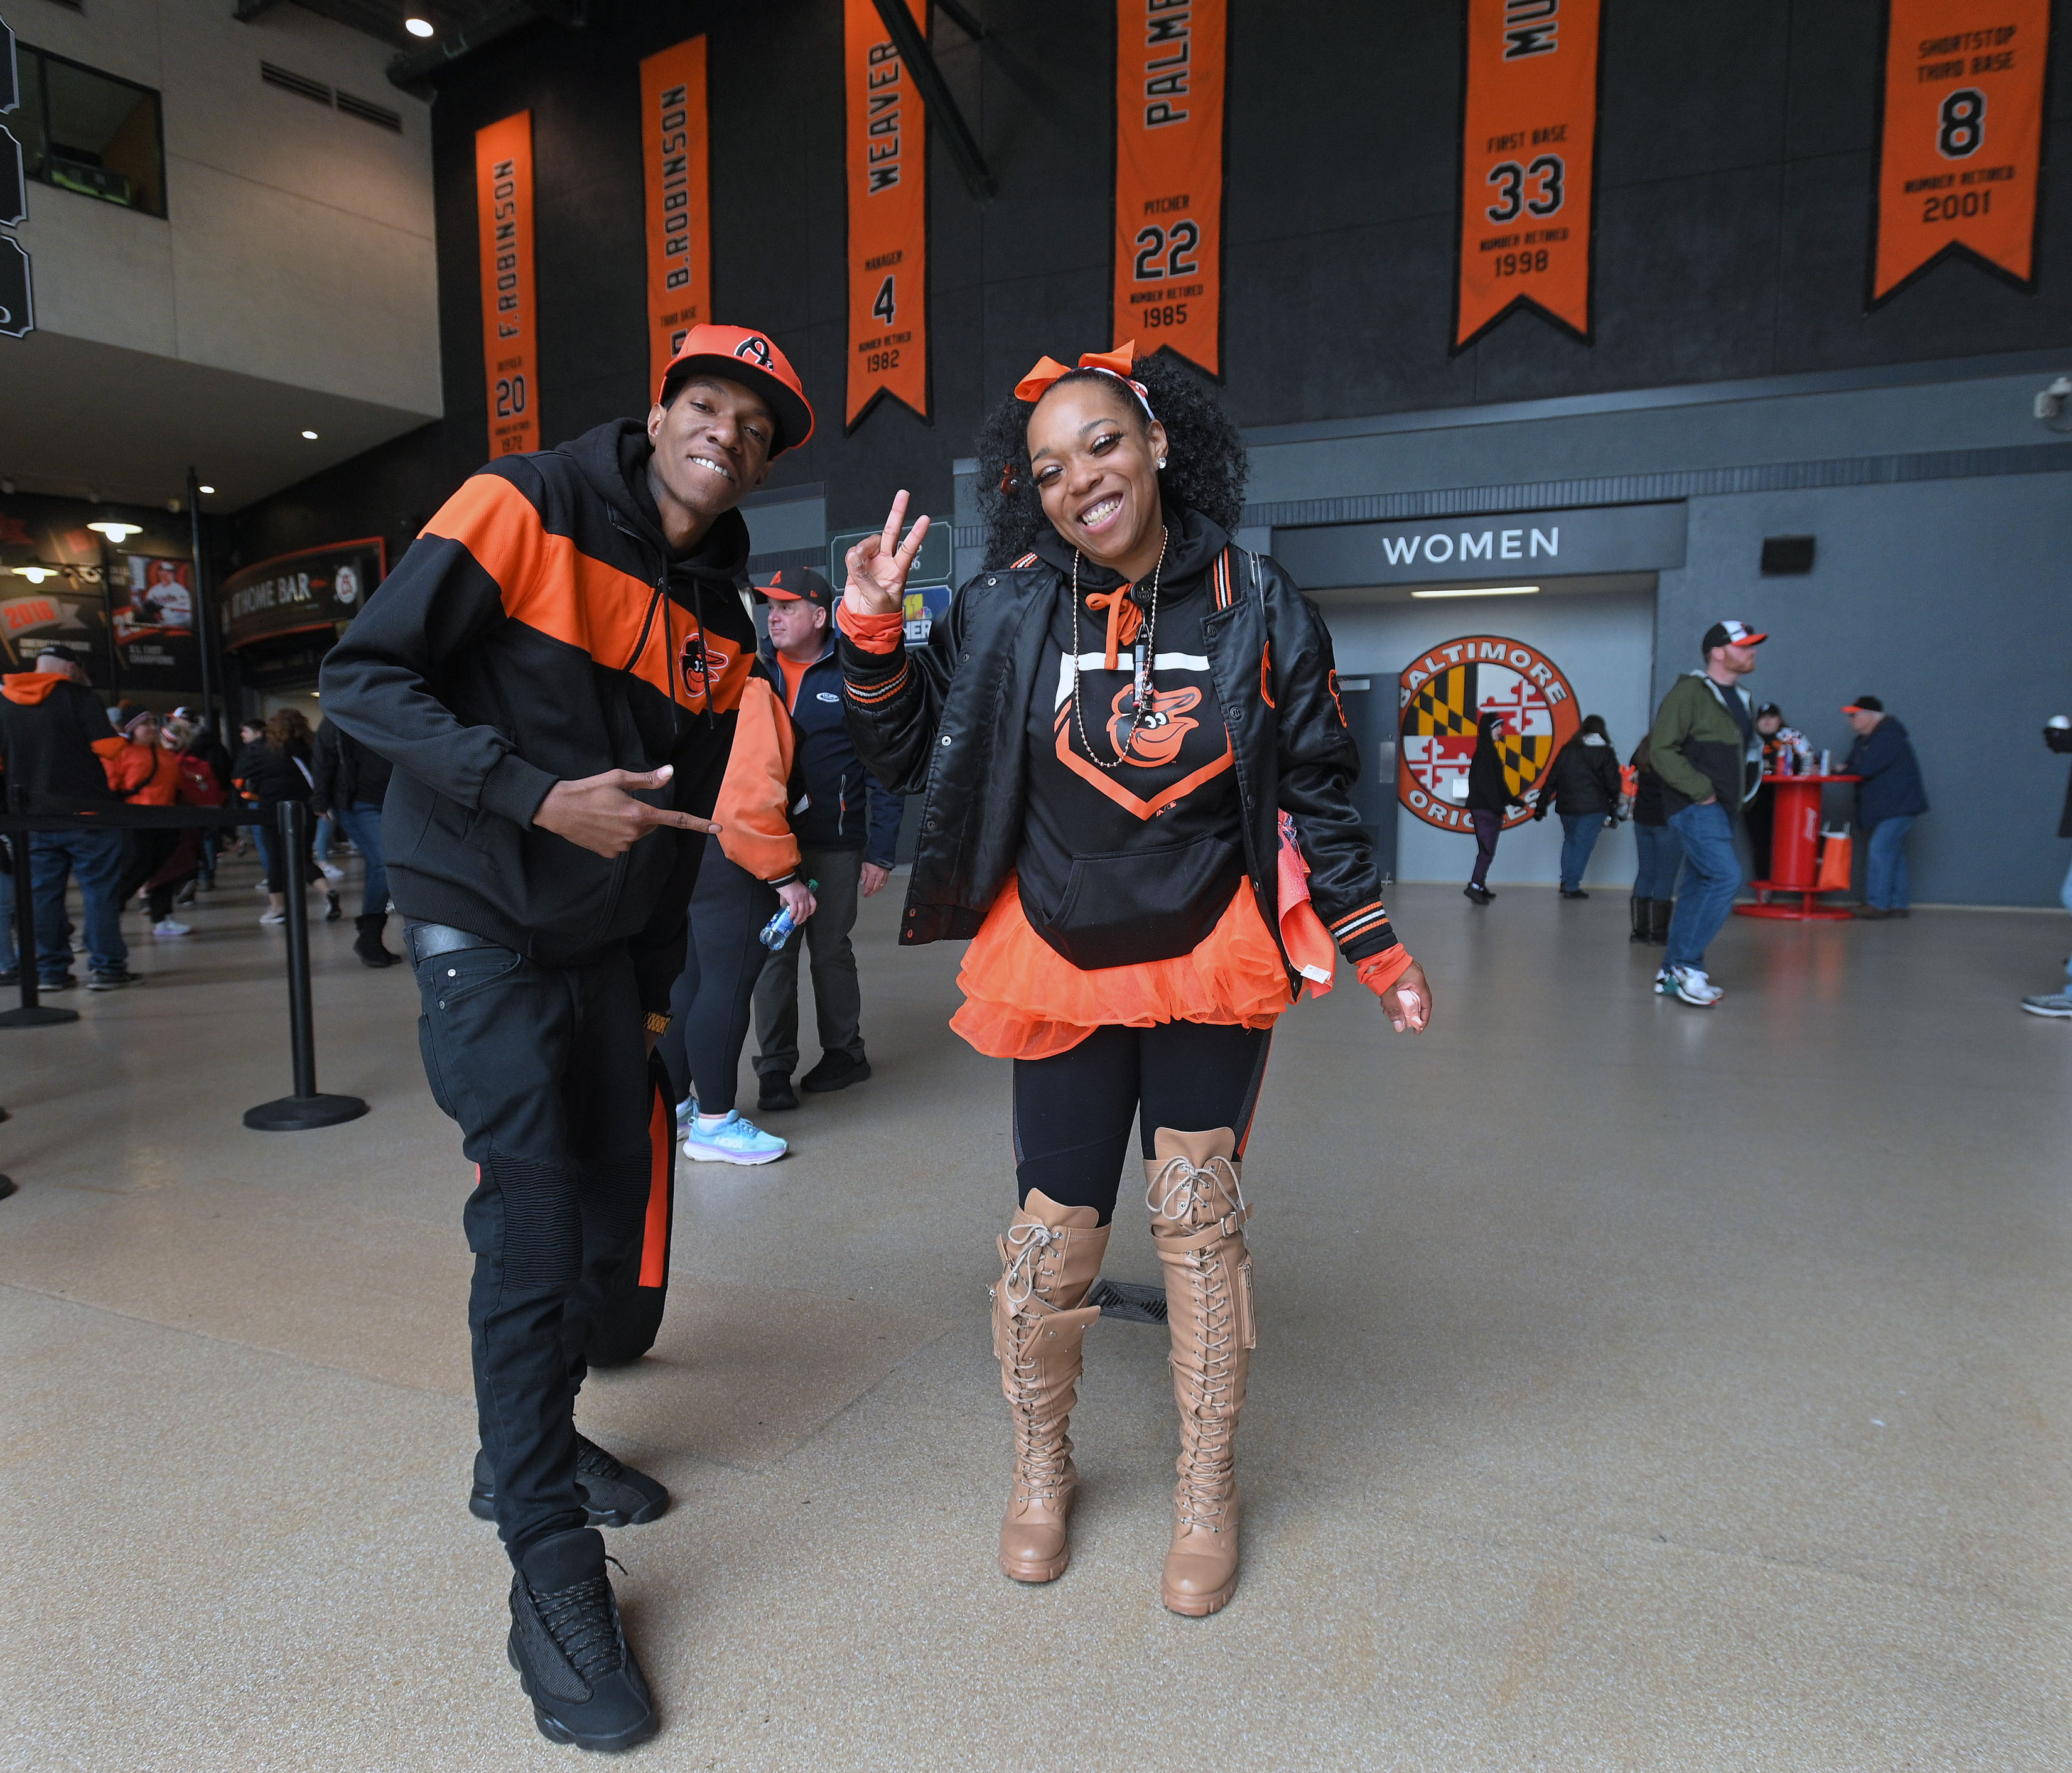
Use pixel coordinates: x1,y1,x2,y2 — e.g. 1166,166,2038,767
681,1111,787,1165
674,1094,697,1124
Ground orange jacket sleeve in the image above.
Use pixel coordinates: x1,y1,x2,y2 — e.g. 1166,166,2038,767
712,672,802,882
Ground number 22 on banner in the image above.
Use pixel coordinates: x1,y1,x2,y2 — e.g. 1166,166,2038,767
1453,0,1601,351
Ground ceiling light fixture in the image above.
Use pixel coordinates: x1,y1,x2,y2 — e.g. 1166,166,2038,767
86,520,144,543
405,16,436,38
1409,584,1541,599
198,485,216,495
301,429,320,440
13,565,53,584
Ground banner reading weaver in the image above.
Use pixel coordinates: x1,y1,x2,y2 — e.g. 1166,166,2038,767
846,0,929,428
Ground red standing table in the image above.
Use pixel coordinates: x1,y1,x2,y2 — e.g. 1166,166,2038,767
1735,773,1859,920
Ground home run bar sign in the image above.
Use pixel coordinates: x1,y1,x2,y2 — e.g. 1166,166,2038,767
1398,635,1577,832
1112,0,1226,377
1869,0,2050,304
640,36,710,392
1454,0,1602,351
846,0,929,428
475,112,537,458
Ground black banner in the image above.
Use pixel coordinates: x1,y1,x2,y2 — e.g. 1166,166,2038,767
218,539,385,654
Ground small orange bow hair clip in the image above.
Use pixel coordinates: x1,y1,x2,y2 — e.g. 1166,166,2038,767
1013,342,1155,420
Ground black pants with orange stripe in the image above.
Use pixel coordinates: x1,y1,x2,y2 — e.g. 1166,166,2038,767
413,934,672,1564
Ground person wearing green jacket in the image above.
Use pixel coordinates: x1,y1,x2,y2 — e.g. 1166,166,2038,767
1648,620,1766,1007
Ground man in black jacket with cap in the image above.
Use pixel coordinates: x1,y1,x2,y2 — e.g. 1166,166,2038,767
321,324,814,1753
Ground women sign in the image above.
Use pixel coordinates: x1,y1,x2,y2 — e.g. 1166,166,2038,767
1397,634,1578,832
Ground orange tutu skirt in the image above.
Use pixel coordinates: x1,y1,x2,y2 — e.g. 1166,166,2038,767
950,875,1294,1061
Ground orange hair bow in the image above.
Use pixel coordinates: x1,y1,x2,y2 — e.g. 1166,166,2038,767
1013,342,1155,419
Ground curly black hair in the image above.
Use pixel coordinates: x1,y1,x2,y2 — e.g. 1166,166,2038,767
974,349,1248,569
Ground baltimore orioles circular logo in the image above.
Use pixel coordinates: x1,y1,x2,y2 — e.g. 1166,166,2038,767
1397,634,1578,833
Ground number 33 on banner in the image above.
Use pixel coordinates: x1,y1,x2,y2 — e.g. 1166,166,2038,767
1453,0,1602,352
1869,0,2049,305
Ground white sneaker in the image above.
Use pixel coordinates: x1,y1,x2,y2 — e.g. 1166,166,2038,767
1657,964,1722,1007
681,1111,786,1165
673,1094,698,1123
2021,991,2072,1018
152,919,191,937
259,908,286,926
318,862,347,881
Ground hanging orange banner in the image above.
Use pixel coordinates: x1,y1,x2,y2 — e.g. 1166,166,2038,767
475,111,538,458
1870,0,2049,304
1111,0,1225,377
845,0,929,428
640,37,711,394
1454,0,1601,351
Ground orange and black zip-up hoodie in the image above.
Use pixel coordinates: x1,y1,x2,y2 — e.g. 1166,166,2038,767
319,419,758,1010
0,672,126,812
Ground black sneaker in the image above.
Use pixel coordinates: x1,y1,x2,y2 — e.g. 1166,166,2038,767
87,969,143,991
38,974,76,993
801,1051,871,1093
0,968,16,987
1464,884,1494,905
508,1528,657,1752
470,1434,670,1528
1560,888,1589,900
757,1074,799,1112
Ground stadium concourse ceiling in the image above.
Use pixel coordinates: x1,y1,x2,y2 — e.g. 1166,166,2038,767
0,330,436,514
234,1,589,93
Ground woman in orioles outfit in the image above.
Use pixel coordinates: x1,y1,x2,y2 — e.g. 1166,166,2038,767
838,345,1432,1615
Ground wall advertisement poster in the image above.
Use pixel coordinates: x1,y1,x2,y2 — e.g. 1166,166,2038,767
1453,0,1602,351
1112,0,1225,377
475,110,539,458
112,555,202,685
1869,0,2050,304
640,36,711,394
845,0,929,428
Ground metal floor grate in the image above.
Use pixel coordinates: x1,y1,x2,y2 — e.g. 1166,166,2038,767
1087,1279,1168,1325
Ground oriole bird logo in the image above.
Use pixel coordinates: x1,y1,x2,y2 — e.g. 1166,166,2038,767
1108,682,1201,768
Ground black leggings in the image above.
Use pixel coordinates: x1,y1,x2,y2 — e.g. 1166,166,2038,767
660,849,776,1115
1012,1021,1272,1225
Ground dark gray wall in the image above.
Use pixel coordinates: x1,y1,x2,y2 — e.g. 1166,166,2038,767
232,0,2072,564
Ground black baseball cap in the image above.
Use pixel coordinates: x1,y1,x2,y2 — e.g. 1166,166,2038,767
1702,619,1767,654
754,567,835,612
1842,694,1884,714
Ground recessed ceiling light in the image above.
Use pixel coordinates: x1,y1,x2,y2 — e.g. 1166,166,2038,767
198,484,216,495
1409,584,1541,599
405,16,436,38
301,429,320,440
86,520,144,542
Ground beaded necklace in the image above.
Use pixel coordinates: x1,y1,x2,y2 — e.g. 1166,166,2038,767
1069,526,1168,771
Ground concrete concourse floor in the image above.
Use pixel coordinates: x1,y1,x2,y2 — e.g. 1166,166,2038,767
2,850,2068,1770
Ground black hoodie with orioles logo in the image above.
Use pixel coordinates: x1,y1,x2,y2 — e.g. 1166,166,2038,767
319,418,758,1010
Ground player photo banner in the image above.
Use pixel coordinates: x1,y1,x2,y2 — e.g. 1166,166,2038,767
1869,0,2050,304
1112,0,1226,377
1454,0,1602,351
846,0,929,428
641,37,711,392
475,111,538,458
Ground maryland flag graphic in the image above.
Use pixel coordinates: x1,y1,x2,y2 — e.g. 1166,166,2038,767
1397,634,1578,833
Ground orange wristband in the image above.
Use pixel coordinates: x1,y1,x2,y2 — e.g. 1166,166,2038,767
1354,946,1415,998
836,605,904,655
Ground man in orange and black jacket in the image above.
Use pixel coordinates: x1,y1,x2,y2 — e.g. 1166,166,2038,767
0,650,130,989
320,325,814,1753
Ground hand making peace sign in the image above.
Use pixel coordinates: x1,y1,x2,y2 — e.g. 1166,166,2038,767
843,490,932,616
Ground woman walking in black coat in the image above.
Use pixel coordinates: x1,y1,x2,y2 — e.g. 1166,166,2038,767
1533,713,1622,898
232,709,337,927
1463,708,1525,903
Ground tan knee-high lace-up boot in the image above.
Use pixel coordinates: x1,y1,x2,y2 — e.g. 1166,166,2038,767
1145,1127,1255,1617
991,1188,1111,1582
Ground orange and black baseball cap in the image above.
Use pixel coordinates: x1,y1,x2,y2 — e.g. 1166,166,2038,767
1702,618,1767,653
754,566,835,612
656,324,815,456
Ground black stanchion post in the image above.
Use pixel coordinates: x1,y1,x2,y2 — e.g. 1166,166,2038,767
0,827,80,1028
243,801,368,1131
